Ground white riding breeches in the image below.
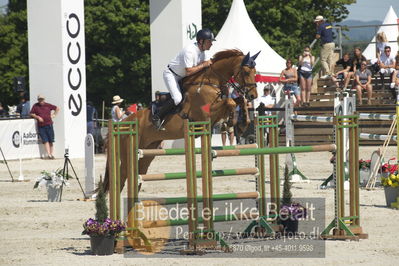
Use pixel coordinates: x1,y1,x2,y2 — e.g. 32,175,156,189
380,68,395,75
163,68,183,106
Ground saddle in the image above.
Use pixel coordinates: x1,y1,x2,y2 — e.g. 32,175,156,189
151,92,183,122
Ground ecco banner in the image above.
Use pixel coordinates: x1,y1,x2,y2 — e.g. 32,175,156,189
27,0,86,158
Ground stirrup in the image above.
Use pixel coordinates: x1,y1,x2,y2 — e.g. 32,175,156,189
152,115,166,131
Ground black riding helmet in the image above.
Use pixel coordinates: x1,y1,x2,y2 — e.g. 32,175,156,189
196,28,216,42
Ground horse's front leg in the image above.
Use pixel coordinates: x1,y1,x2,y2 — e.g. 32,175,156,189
210,98,236,123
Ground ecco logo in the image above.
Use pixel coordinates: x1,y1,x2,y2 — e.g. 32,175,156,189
12,131,20,148
66,13,82,116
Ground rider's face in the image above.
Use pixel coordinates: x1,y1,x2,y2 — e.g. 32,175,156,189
200,39,213,51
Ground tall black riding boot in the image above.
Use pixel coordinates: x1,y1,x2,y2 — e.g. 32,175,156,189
152,98,176,129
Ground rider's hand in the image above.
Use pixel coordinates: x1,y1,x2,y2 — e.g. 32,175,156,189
202,60,212,68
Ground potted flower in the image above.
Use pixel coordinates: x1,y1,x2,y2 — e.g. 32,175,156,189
381,173,399,207
279,166,307,234
82,179,125,255
33,169,71,202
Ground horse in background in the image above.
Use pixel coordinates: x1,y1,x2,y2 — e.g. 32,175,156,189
103,49,260,192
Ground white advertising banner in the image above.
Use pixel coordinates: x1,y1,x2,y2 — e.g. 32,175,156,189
0,119,44,160
150,0,202,99
27,0,86,158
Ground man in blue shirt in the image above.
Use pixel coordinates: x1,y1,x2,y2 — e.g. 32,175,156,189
315,15,335,79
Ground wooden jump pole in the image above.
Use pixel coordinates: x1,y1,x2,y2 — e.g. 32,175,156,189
143,212,259,229
213,144,336,157
139,144,257,157
142,192,259,206
140,167,259,181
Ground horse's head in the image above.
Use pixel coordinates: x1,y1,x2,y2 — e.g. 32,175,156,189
233,51,260,101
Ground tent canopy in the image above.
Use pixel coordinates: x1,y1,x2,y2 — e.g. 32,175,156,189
209,0,285,81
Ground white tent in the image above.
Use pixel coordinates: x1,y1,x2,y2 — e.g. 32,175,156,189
363,6,399,60
209,0,285,80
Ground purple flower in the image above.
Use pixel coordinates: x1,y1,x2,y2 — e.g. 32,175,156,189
280,203,307,220
82,217,126,236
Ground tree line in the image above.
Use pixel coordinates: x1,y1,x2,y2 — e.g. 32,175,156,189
0,0,354,113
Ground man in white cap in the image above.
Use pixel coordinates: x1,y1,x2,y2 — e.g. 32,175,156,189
30,94,60,159
314,15,335,79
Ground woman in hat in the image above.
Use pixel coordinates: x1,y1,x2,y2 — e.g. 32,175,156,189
111,95,125,122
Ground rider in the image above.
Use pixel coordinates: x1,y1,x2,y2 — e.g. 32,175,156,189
152,28,215,129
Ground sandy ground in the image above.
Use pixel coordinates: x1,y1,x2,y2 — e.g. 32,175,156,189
1,146,399,265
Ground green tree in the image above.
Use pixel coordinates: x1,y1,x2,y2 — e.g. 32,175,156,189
85,0,150,109
0,0,28,107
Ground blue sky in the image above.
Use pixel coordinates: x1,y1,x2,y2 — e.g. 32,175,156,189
0,0,398,22
346,0,399,21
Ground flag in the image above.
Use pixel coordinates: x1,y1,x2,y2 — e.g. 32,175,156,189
128,104,137,113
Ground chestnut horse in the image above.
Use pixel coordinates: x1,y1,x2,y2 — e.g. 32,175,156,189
103,49,259,192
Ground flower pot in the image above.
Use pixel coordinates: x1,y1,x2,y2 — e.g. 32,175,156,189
90,235,115,255
47,186,61,202
281,218,299,234
384,186,399,207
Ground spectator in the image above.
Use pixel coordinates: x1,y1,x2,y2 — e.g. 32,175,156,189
257,84,275,115
137,103,143,111
352,47,367,73
111,95,125,122
16,93,30,118
375,32,388,61
378,46,396,89
221,116,235,146
354,60,373,105
298,46,315,106
314,15,335,79
279,59,301,106
30,94,60,159
0,102,6,117
86,101,97,135
391,55,399,90
332,53,353,90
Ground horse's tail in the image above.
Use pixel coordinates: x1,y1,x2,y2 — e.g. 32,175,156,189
102,156,110,193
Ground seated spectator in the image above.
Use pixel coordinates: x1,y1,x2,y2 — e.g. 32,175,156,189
391,54,399,90
257,84,275,115
378,46,396,89
375,32,388,62
111,95,126,122
354,60,373,105
279,59,301,106
298,46,315,106
332,53,353,90
352,47,367,73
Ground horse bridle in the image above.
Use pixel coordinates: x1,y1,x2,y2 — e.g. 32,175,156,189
209,64,257,98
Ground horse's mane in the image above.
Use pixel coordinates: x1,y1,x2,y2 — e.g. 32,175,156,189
183,49,244,82
212,49,244,63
